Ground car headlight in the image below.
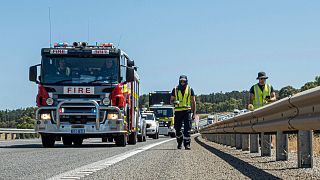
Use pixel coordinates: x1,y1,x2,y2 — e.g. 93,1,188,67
102,97,110,106
46,98,54,106
107,113,118,120
40,113,51,120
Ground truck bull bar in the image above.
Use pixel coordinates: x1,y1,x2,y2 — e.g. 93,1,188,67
36,100,121,130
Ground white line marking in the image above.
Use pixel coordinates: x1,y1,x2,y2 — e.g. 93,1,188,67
48,138,174,180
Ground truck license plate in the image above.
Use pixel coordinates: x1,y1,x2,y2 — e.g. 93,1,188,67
71,129,85,134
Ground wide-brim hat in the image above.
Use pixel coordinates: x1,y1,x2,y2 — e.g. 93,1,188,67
256,72,268,79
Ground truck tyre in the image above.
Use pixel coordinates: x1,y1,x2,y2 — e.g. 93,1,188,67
115,135,127,147
62,136,73,146
73,138,83,146
102,137,108,142
41,135,55,148
170,133,176,138
128,132,137,145
152,133,157,139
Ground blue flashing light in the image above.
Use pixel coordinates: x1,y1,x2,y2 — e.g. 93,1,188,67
54,42,68,47
91,108,97,114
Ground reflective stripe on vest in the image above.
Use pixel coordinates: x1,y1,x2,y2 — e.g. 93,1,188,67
253,83,271,109
175,85,192,111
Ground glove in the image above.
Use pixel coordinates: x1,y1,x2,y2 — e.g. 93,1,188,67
248,104,254,111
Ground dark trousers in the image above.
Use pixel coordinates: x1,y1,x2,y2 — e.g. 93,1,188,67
174,110,192,146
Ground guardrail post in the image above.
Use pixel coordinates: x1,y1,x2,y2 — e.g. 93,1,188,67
236,134,242,149
11,133,16,140
250,134,259,153
226,134,231,146
5,133,8,140
231,134,236,148
298,130,313,168
261,133,271,157
211,134,215,142
242,134,249,151
223,135,227,146
276,131,288,161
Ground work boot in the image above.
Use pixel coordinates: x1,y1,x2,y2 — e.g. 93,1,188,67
177,143,182,149
185,144,191,150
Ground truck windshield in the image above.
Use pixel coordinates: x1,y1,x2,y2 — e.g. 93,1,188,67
141,114,155,120
151,108,173,118
41,57,119,84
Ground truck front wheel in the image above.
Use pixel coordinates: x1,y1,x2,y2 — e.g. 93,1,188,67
128,132,137,145
41,135,55,148
62,136,73,146
115,135,127,147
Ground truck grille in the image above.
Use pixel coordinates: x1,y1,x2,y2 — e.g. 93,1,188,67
59,103,106,124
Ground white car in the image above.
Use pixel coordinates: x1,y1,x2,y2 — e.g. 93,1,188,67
141,112,159,139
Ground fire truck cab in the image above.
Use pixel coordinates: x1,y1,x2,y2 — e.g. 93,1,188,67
29,42,140,147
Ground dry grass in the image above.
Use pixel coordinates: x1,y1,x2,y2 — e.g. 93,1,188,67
271,134,320,157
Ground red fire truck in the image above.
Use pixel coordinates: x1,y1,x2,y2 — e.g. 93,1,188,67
29,42,140,147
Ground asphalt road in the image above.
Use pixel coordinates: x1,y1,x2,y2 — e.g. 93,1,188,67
1,135,320,180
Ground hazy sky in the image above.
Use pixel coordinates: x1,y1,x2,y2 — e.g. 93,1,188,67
0,0,320,109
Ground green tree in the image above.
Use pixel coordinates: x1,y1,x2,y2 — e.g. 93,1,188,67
301,82,317,91
279,86,298,99
315,76,320,86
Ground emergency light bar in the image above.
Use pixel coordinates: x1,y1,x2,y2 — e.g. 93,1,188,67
54,42,68,47
100,43,113,47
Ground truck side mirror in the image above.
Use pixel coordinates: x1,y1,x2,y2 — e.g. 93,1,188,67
29,65,40,83
126,67,135,82
127,60,135,67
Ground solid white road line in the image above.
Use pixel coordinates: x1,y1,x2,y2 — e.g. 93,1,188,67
47,138,175,180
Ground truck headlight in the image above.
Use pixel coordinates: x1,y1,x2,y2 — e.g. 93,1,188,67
40,113,51,120
107,113,118,120
46,98,54,106
102,97,110,105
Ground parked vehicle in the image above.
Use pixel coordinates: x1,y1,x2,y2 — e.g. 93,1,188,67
29,42,140,147
141,112,159,139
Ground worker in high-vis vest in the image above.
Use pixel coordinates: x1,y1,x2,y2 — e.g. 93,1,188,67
170,75,196,150
248,72,276,110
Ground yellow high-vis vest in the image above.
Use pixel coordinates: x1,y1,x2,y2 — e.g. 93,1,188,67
175,85,192,111
253,83,271,109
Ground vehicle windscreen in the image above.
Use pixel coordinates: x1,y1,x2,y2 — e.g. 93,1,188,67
150,108,173,118
141,114,154,120
41,57,119,84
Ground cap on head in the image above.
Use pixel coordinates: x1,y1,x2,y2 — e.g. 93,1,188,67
256,72,268,80
179,75,188,85
179,75,187,81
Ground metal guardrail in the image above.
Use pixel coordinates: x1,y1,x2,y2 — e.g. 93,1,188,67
0,128,35,133
201,86,320,134
200,86,320,168
0,128,37,140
